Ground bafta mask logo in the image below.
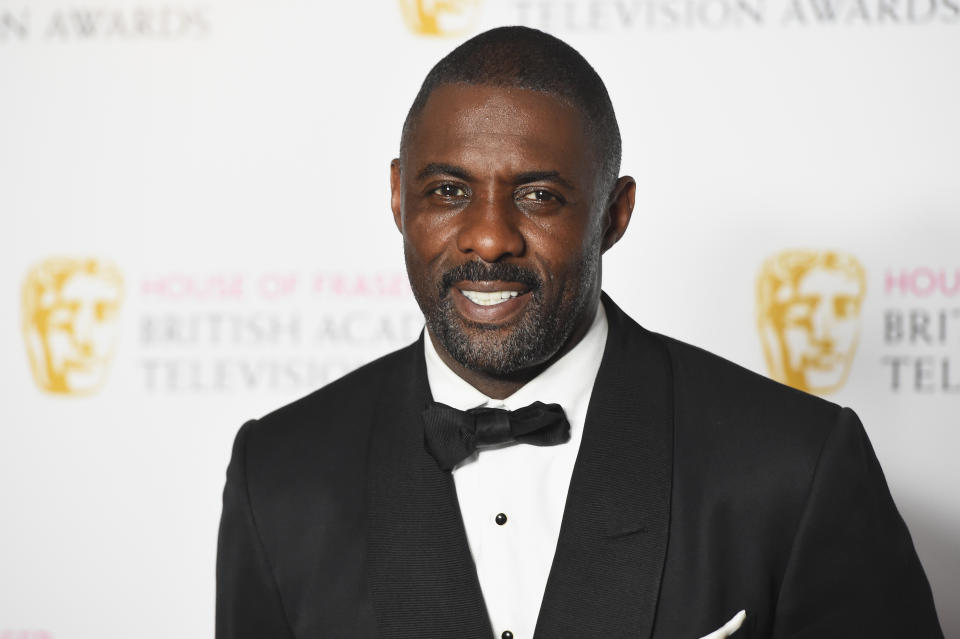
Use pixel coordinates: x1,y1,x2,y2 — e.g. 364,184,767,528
398,0,482,36
757,250,866,395
22,257,125,395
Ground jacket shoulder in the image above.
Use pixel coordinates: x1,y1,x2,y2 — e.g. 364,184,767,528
239,342,417,473
654,332,841,431
650,332,845,482
262,342,413,424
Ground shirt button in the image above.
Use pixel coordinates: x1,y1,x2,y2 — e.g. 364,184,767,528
501,632,514,639
495,512,508,525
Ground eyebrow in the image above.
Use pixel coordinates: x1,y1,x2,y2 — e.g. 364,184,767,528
415,162,473,182
414,163,577,191
513,170,577,191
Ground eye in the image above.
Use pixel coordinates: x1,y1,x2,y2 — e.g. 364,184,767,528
431,184,467,198
519,189,561,203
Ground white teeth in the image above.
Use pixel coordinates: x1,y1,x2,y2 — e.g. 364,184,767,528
461,290,520,306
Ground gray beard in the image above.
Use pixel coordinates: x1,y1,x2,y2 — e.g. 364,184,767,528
426,291,569,375
413,247,601,376
427,281,597,377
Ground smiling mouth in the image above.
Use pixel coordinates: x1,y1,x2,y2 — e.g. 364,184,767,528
460,290,520,306
449,281,532,324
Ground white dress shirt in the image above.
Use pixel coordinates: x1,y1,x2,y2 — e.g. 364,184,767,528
423,304,608,639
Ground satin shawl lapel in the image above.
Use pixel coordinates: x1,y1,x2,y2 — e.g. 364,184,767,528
534,295,675,639
365,336,494,639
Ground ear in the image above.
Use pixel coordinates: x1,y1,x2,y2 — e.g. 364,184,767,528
390,158,403,233
600,175,636,253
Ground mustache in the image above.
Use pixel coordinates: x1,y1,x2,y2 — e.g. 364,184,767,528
438,261,542,295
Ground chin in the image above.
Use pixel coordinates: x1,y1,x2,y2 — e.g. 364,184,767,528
435,314,566,377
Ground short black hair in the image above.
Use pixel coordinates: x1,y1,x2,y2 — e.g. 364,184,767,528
400,26,622,194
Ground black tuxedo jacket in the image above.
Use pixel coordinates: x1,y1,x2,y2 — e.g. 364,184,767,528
216,295,943,638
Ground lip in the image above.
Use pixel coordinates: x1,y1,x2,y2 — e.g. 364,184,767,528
452,279,530,294
450,281,533,324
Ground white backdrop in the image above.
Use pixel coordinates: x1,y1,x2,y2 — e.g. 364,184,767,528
2,1,958,637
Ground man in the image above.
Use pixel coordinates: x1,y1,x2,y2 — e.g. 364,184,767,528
216,27,943,639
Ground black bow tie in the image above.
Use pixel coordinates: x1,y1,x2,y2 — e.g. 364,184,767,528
421,400,571,471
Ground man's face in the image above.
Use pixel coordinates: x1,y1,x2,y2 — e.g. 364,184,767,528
776,266,863,392
391,84,631,376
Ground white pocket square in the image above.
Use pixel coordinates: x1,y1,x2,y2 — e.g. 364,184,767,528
698,610,747,639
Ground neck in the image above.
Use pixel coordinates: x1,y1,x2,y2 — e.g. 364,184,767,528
428,297,600,400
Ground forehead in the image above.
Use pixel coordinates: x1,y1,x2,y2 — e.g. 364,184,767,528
405,84,599,183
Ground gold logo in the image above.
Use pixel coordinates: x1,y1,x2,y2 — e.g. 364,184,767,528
398,0,482,36
22,257,125,395
757,250,866,395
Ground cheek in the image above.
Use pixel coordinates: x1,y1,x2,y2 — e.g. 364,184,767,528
402,228,448,298
403,235,444,279
403,210,457,260
529,223,601,283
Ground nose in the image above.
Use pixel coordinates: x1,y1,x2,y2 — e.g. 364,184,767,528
455,195,525,263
